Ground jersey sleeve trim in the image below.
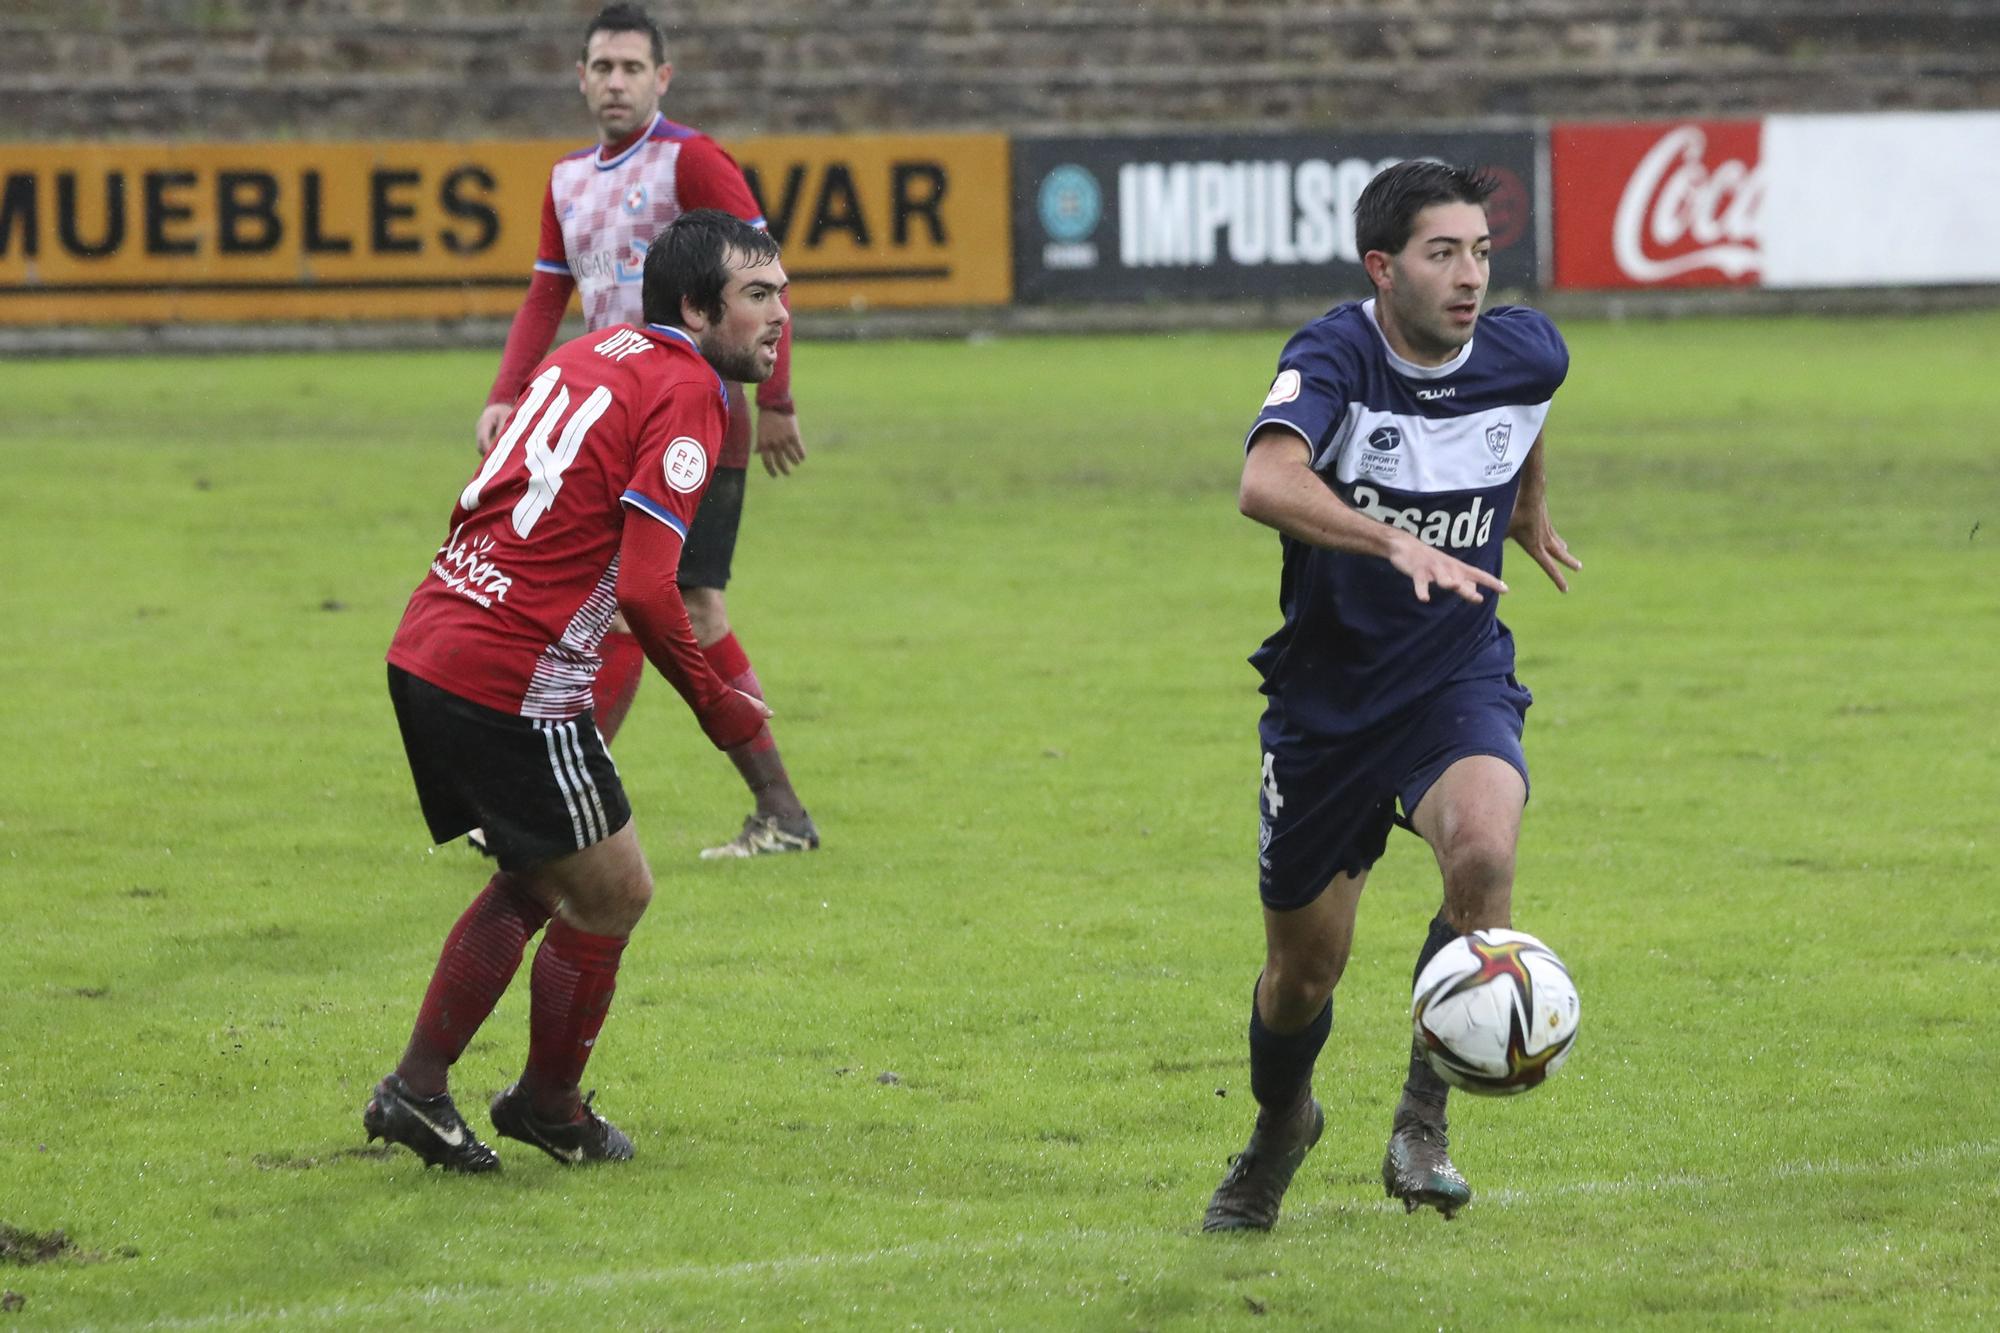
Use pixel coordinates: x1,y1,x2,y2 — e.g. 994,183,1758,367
1244,417,1315,455
533,259,572,276
620,489,689,538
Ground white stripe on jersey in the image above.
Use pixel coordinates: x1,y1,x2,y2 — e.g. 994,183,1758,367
521,556,622,719
1319,398,1554,494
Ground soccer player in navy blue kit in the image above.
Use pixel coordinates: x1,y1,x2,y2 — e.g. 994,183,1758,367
1203,161,1582,1231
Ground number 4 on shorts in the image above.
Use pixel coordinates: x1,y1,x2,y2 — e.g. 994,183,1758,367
1261,751,1284,816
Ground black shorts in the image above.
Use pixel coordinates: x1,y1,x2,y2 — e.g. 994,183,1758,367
388,665,631,871
1256,674,1532,911
680,465,746,591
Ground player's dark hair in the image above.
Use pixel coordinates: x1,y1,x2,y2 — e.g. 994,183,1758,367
642,209,782,327
1355,160,1499,263
582,4,666,66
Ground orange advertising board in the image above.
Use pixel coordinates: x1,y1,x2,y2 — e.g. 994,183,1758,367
0,133,1012,324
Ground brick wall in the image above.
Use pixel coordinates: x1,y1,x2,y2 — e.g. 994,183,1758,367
4,0,1996,142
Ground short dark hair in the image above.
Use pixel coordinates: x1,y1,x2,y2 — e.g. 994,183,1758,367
1354,160,1498,262
582,4,666,66
642,209,782,327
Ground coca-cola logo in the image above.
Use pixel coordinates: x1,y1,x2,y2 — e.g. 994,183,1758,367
1612,125,1763,283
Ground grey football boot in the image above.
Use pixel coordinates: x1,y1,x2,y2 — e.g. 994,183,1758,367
1202,1093,1325,1232
699,811,820,859
1381,1052,1472,1218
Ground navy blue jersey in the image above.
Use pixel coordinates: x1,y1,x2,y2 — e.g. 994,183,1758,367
1246,300,1569,736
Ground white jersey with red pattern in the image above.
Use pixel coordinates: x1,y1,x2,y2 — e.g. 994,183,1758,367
389,323,727,719
537,112,767,333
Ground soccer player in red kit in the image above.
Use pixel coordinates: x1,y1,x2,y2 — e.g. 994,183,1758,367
364,211,786,1170
474,3,816,859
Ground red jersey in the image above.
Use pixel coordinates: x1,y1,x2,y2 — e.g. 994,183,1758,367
390,323,727,719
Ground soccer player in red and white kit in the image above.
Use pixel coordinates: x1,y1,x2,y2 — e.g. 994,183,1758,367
364,211,786,1171
475,4,816,859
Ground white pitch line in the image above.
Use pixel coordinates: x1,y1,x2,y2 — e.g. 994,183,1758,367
112,1138,1999,1332
1470,1137,1999,1209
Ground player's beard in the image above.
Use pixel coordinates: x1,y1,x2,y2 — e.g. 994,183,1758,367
1397,294,1478,363
699,330,774,384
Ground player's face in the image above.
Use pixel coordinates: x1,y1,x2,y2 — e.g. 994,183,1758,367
689,253,790,383
1376,202,1491,364
578,30,672,143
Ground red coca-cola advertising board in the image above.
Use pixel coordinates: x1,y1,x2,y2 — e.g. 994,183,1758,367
1552,120,1763,290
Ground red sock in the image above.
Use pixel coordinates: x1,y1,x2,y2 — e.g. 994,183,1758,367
592,630,646,743
702,632,774,753
396,873,551,1097
522,917,629,1121
701,631,763,700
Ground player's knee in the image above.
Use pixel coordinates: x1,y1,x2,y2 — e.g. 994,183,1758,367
1263,951,1342,1014
683,587,727,643
615,863,655,919
1442,828,1515,893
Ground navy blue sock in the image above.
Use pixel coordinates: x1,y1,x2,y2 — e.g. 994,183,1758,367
1404,911,1460,1108
1248,989,1332,1117
1411,911,1459,991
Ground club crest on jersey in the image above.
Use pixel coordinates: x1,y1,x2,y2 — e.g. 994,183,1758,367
1485,420,1513,460
1263,368,1302,407
622,182,650,215
663,437,708,493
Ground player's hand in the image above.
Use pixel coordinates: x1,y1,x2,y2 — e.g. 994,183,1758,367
755,410,805,477
699,687,773,750
475,402,514,458
1508,503,1582,593
1388,535,1508,605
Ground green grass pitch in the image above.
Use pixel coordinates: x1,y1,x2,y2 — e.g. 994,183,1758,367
3,311,1997,1328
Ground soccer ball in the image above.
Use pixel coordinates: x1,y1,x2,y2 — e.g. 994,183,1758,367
1411,928,1579,1096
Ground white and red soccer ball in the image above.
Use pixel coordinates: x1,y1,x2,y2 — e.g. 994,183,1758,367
1411,929,1580,1096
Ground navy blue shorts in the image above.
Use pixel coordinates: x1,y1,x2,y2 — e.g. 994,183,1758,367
680,466,745,591
1256,674,1532,911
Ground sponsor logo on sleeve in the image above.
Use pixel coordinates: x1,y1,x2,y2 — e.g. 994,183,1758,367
1262,368,1302,407
663,437,708,493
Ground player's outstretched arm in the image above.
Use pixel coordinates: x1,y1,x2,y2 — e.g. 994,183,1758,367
1506,433,1582,593
615,508,772,748
476,268,577,455
752,289,803,477
1240,428,1506,606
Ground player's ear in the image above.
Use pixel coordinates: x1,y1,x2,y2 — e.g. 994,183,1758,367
679,293,709,333
576,61,588,96
655,62,674,97
1363,249,1394,292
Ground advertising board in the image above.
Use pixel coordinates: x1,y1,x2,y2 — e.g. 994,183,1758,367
1551,114,2000,291
0,132,1013,324
1014,131,1540,304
